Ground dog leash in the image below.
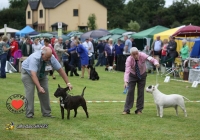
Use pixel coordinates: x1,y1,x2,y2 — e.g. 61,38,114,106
67,91,74,95
156,67,159,84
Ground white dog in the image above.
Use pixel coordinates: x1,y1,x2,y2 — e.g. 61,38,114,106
108,64,116,72
108,66,113,71
146,84,189,118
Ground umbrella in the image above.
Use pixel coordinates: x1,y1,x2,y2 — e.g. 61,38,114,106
99,34,122,44
31,33,53,38
98,35,112,41
109,28,127,35
172,24,200,37
80,29,109,41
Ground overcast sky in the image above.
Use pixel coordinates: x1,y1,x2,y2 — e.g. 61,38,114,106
0,0,193,9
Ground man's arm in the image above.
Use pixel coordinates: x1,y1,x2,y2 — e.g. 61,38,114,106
57,68,73,90
55,44,65,52
3,43,10,52
151,40,155,51
30,71,45,93
140,52,159,67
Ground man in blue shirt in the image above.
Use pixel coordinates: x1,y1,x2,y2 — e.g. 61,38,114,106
124,35,132,54
21,47,73,118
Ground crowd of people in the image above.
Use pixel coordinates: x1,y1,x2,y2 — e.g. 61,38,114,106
0,33,190,79
0,35,138,79
149,36,189,70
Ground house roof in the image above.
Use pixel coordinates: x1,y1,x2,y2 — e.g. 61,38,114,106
28,1,40,10
28,0,66,10
28,0,106,10
42,0,66,9
94,0,107,9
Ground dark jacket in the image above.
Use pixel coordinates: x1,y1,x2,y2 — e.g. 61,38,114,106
22,43,32,56
96,42,105,53
104,44,115,56
63,42,70,49
167,41,177,58
114,43,124,55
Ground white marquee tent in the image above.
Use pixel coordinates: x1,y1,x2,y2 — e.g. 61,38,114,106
0,27,19,33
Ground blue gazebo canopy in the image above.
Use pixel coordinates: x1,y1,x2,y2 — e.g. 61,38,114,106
15,25,35,37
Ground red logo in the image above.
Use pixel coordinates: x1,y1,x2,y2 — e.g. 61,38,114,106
11,100,24,110
6,94,28,114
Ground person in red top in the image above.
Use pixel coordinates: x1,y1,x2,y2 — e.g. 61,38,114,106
10,37,19,57
51,36,56,48
161,39,168,62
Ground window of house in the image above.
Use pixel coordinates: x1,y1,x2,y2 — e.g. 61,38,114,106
73,9,78,16
40,10,43,18
28,11,31,19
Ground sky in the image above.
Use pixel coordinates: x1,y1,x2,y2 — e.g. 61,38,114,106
0,0,193,9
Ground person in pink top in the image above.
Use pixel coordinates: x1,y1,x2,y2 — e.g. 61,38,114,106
43,38,58,79
122,47,159,115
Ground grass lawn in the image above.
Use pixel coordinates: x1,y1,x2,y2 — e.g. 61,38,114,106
0,66,200,140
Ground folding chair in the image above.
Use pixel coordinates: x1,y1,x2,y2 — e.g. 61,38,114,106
160,57,182,78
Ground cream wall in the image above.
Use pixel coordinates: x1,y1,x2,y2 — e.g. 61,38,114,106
26,0,107,31
45,9,49,31
48,0,79,31
47,0,107,31
32,11,38,24
26,5,32,25
38,2,45,24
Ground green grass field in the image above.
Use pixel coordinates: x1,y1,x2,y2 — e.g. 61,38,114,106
0,66,200,140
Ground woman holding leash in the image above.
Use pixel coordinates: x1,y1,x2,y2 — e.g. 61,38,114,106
67,40,90,78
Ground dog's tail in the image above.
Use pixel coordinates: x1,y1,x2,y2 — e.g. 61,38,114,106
183,96,191,101
81,87,86,97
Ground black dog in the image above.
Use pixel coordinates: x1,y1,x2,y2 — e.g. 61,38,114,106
87,65,99,80
54,84,89,120
63,61,79,76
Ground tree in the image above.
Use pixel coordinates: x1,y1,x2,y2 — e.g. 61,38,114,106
124,0,165,30
0,8,26,29
0,0,27,29
170,21,181,28
96,0,126,29
128,20,140,31
9,0,27,9
87,14,97,30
